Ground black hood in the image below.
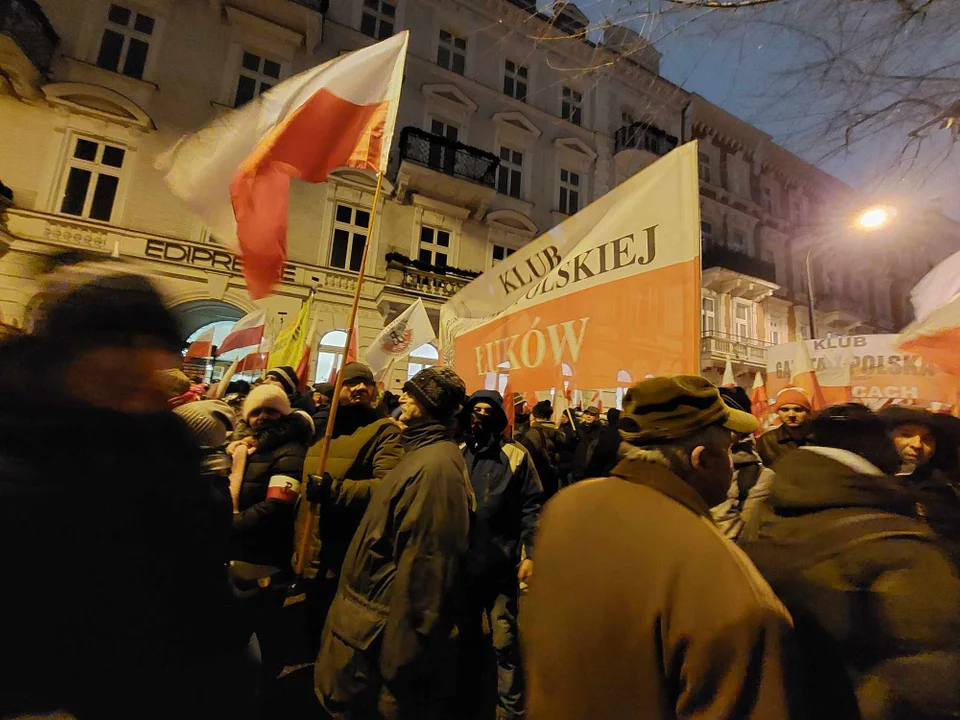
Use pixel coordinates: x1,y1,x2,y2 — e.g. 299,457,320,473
769,448,913,516
461,389,508,434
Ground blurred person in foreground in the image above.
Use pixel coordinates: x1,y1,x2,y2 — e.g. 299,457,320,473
315,367,472,719
457,390,542,720
0,270,236,718
523,375,801,720
711,385,776,542
743,403,960,720
294,361,403,648
757,386,813,467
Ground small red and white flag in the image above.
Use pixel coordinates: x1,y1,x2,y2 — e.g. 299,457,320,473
721,359,736,388
589,389,604,413
502,374,515,440
219,310,266,354
184,327,215,360
238,350,269,374
159,33,409,299
365,299,435,377
749,371,769,432
791,340,828,411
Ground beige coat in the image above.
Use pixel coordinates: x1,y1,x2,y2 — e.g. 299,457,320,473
522,457,802,720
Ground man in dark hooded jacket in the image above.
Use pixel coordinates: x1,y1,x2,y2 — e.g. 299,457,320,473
315,367,472,719
0,270,233,718
570,406,603,483
458,390,543,719
743,404,960,720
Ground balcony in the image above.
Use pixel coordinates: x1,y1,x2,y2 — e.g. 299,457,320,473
701,244,779,300
395,127,500,216
701,331,770,369
816,292,864,332
377,256,473,318
614,121,678,156
0,0,59,99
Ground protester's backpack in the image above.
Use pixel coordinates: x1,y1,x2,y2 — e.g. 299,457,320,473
522,426,561,499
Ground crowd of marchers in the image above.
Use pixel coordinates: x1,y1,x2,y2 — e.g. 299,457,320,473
2,264,960,720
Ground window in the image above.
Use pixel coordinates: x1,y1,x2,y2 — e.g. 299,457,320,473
701,297,716,334
360,0,395,40
769,318,780,345
437,30,467,75
700,220,714,246
235,51,282,107
729,229,746,252
734,302,750,339
762,187,775,214
727,162,743,195
418,226,450,267
58,136,126,222
503,60,528,101
561,86,582,125
558,168,580,215
96,4,154,79
698,151,711,183
315,329,347,384
429,118,459,142
497,146,523,199
330,204,369,271
492,244,515,264
407,343,439,380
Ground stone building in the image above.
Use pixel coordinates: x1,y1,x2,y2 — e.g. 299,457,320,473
0,0,955,398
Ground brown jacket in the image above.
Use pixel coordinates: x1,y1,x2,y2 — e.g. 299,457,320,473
522,456,802,720
756,423,809,467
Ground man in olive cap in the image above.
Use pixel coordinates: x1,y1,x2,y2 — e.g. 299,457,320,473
315,367,473,718
523,375,802,720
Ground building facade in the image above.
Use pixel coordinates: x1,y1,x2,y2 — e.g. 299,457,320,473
0,0,956,398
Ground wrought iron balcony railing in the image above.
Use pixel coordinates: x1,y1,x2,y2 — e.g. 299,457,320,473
0,0,59,74
398,127,499,189
614,121,679,156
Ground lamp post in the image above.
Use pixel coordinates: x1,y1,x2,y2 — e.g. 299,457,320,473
804,205,895,339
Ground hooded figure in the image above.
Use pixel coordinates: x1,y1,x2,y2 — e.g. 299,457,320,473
743,404,960,720
458,390,543,720
315,367,472,719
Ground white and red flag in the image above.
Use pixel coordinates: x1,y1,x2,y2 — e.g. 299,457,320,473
749,371,770,432
790,340,829,411
184,327,215,360
899,250,960,376
721,359,736,388
327,322,360,385
159,32,409,299
219,310,266,354
365,299,435,377
589,389,603,413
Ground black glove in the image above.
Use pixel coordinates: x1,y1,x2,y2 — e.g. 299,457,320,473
305,472,336,504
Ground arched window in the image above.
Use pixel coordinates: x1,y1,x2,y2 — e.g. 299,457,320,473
616,369,633,409
407,342,439,380
315,329,348,383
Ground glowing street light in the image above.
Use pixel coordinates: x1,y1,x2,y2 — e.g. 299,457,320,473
856,205,895,230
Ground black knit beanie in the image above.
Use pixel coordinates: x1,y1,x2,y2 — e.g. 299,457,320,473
532,400,553,420
34,273,181,354
266,366,299,395
403,367,466,421
339,361,375,386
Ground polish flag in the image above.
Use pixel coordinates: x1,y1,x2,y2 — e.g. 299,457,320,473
898,251,960,376
721,359,736,388
590,389,603,413
502,374,515,439
219,310,266,354
749,371,769,431
237,350,269,374
327,322,360,385
185,327,215,360
791,340,828,411
159,33,409,299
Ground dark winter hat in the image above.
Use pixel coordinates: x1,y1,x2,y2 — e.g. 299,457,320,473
403,366,466,421
461,389,508,433
34,272,181,354
339,361,375,386
620,375,758,445
265,366,299,395
532,400,553,420
312,382,335,399
719,385,752,415
174,399,235,448
584,406,601,417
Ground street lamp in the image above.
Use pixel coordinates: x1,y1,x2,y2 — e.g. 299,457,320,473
805,205,895,339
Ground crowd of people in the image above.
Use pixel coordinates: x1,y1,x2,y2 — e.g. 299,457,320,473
3,267,960,720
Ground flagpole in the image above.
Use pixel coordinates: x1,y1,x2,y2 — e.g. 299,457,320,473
293,171,384,578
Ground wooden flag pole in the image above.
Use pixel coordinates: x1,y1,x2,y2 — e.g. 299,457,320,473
293,171,384,578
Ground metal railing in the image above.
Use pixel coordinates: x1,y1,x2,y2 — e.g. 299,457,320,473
702,244,777,285
701,331,770,364
0,0,59,74
613,121,679,156
387,260,471,298
398,127,499,188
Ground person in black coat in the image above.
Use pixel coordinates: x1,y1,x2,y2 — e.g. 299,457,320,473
230,383,312,570
233,365,317,441
582,407,623,479
458,390,543,719
570,406,603,483
0,270,237,719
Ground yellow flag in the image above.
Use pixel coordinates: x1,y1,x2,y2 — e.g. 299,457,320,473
268,300,310,369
